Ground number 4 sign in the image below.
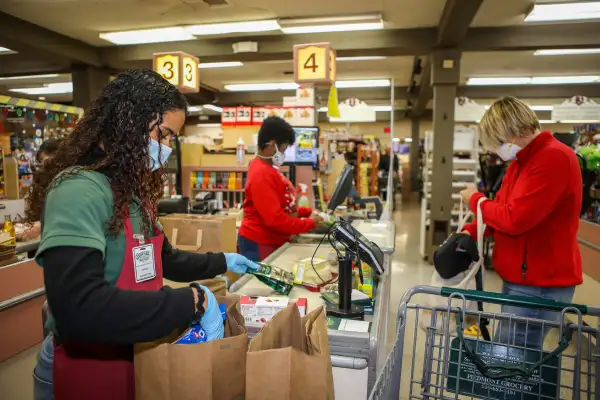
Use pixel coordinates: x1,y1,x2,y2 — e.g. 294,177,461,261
293,42,336,86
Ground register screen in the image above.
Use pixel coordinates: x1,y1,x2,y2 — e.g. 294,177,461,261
284,126,319,167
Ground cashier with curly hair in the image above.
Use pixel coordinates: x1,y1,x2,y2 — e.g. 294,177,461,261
29,69,257,400
460,96,582,349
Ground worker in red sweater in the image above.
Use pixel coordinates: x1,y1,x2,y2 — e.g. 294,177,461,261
460,96,582,349
238,117,323,261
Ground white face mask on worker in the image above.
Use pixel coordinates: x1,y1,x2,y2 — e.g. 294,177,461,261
258,144,285,166
497,142,522,161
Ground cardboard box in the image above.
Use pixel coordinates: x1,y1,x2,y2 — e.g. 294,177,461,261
240,296,307,324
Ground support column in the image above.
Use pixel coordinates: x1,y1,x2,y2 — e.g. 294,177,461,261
426,49,461,260
72,66,110,110
409,118,420,192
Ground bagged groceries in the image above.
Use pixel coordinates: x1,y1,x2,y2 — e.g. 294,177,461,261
135,295,248,400
249,262,295,295
174,303,227,344
246,305,334,400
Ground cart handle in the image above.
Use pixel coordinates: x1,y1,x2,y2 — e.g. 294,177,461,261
440,287,590,314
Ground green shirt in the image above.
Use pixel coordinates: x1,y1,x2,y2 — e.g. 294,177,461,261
36,169,156,284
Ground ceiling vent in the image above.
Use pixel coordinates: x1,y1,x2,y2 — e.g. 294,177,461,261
202,0,230,7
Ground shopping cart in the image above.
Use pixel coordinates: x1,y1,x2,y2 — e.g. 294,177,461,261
370,285,600,400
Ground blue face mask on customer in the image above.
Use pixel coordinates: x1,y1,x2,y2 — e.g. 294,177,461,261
149,139,172,171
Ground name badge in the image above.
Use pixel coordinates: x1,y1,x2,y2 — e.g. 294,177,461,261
132,244,156,283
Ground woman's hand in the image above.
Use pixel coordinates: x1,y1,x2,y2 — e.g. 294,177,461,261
309,213,324,226
224,253,259,274
460,183,479,204
197,285,224,341
19,222,41,241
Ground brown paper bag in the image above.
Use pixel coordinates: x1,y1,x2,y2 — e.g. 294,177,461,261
135,295,247,400
246,305,335,400
159,213,242,284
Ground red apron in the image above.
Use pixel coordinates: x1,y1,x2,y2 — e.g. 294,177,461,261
53,216,164,400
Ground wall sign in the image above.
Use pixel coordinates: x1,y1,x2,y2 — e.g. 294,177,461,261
551,96,600,122
454,97,486,122
153,51,199,93
328,98,376,123
293,42,336,86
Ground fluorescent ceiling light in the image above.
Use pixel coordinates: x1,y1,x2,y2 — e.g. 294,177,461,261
534,49,600,56
467,76,600,85
539,120,556,123
186,20,280,36
559,120,600,123
0,73,59,81
188,106,202,112
196,123,222,127
467,77,532,86
203,104,223,112
392,138,400,142
318,105,391,112
198,61,243,69
226,79,391,92
99,27,194,45
405,138,413,143
0,46,16,54
484,105,554,111
525,2,600,22
10,82,73,95
337,56,387,62
282,22,382,34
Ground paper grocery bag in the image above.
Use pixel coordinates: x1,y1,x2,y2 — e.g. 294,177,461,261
246,305,335,400
134,295,247,400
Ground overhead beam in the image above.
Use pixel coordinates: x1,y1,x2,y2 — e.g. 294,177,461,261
0,12,101,67
209,84,600,107
411,63,432,117
437,0,484,47
99,22,600,68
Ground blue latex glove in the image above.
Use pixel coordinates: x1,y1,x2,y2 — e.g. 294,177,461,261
198,285,224,341
224,253,259,274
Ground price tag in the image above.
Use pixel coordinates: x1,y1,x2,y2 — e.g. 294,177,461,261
236,106,252,126
222,107,237,126
153,52,199,93
293,43,336,85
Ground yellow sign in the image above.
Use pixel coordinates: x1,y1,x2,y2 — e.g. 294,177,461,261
293,42,336,85
152,52,199,93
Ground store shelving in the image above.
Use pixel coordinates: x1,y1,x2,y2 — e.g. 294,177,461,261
419,125,480,259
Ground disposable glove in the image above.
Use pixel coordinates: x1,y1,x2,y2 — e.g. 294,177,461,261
224,253,259,274
198,285,224,341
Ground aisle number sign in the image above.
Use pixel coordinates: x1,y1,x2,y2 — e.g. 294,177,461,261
293,42,336,85
153,51,199,93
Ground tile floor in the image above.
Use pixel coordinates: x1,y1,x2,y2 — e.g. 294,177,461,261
0,200,592,399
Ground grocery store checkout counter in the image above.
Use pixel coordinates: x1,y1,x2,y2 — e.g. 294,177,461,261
230,165,396,399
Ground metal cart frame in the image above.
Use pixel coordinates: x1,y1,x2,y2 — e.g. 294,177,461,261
370,285,600,400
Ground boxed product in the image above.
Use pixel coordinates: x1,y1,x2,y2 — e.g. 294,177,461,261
293,257,333,285
240,296,307,324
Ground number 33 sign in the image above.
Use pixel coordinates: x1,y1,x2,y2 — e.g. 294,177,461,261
153,51,199,93
293,42,336,85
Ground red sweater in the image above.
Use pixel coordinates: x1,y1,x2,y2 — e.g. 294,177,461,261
239,159,315,246
463,131,582,287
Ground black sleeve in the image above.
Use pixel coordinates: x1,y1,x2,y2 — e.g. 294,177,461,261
43,246,198,344
161,237,227,282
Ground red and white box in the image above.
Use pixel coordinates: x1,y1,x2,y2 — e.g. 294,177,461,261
252,107,267,126
240,296,307,324
236,106,252,126
221,107,237,126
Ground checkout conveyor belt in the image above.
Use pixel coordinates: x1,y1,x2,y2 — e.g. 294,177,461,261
229,242,392,394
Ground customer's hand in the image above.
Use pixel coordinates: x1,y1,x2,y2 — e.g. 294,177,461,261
460,183,479,204
309,213,324,226
197,285,224,341
19,222,41,241
224,253,259,274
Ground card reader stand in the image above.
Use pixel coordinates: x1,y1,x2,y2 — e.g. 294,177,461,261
325,254,364,320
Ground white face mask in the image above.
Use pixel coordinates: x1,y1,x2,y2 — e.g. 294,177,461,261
258,144,286,166
497,142,522,161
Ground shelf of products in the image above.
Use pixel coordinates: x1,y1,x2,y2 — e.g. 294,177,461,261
419,126,480,259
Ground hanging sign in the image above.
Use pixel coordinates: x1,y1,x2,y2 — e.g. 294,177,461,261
236,106,252,126
454,97,486,122
293,42,336,85
328,98,376,123
153,51,199,93
551,96,600,122
252,107,267,126
221,107,237,127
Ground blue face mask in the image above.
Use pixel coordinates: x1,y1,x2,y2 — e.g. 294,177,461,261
149,139,172,171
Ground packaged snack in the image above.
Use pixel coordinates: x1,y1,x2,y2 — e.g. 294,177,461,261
175,303,227,344
249,263,295,295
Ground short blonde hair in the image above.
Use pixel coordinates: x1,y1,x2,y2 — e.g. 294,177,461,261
479,96,540,152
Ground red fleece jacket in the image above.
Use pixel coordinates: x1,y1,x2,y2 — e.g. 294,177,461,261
239,159,315,246
462,131,582,287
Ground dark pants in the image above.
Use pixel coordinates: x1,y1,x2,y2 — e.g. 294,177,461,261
237,235,279,262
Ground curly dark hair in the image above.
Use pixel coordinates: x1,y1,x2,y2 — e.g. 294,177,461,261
26,68,188,236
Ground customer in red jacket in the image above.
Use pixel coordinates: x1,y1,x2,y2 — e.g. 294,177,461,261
238,117,322,261
460,96,582,349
